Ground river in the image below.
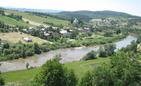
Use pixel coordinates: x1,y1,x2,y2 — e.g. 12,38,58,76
0,35,137,72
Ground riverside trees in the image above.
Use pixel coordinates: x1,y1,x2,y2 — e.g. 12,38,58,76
82,44,116,60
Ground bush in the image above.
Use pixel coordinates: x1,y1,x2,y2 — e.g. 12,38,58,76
99,44,116,57
32,59,77,86
99,46,107,57
82,50,97,60
79,72,94,86
0,73,4,86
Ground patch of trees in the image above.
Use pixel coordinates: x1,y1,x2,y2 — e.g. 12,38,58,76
82,50,97,60
99,44,116,57
82,44,116,60
0,21,23,32
0,41,50,61
104,31,113,37
80,51,141,86
0,10,5,15
32,59,77,86
0,73,4,86
121,41,137,52
7,13,22,21
27,12,69,21
0,21,11,32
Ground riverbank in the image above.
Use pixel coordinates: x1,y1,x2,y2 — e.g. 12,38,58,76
0,34,125,61
0,35,137,72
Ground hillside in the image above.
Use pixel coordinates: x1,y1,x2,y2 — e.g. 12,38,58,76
0,15,30,27
54,10,141,21
5,10,70,26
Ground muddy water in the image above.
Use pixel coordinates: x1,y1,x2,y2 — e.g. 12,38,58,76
0,36,137,72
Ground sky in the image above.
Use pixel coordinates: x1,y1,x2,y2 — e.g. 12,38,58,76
0,0,141,16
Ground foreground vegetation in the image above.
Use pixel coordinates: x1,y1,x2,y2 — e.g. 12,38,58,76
2,58,110,85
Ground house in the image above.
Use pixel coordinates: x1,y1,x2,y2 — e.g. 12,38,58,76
23,37,32,42
84,27,90,30
44,32,50,37
60,29,68,34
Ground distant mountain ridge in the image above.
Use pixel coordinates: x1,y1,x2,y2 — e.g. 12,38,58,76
1,7,141,22
55,10,141,21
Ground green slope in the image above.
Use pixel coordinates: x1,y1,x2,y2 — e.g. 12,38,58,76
0,15,30,27
5,10,70,26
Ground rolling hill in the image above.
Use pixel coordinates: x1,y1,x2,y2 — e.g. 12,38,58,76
0,15,30,27
54,10,141,21
4,10,70,26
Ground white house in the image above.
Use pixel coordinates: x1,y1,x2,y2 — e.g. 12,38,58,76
23,37,32,42
60,29,68,34
44,32,50,37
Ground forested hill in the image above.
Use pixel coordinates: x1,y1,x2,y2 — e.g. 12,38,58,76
55,10,141,21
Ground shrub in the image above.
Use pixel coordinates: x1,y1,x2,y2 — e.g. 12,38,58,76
0,73,4,86
79,72,94,86
82,50,97,60
32,59,77,86
99,44,116,57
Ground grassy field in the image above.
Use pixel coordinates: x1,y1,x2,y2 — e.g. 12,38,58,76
5,10,70,26
0,15,30,27
2,58,110,85
0,32,50,44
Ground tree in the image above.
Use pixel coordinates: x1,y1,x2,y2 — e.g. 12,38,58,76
99,44,116,57
105,44,116,56
33,59,77,86
33,43,41,54
79,72,94,86
116,29,121,34
110,52,141,86
0,73,4,86
82,50,97,60
0,10,5,15
99,46,107,57
104,32,113,37
80,51,141,86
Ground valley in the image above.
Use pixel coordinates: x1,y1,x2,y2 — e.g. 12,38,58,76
0,6,141,86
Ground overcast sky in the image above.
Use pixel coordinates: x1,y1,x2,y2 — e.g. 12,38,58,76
0,0,141,16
